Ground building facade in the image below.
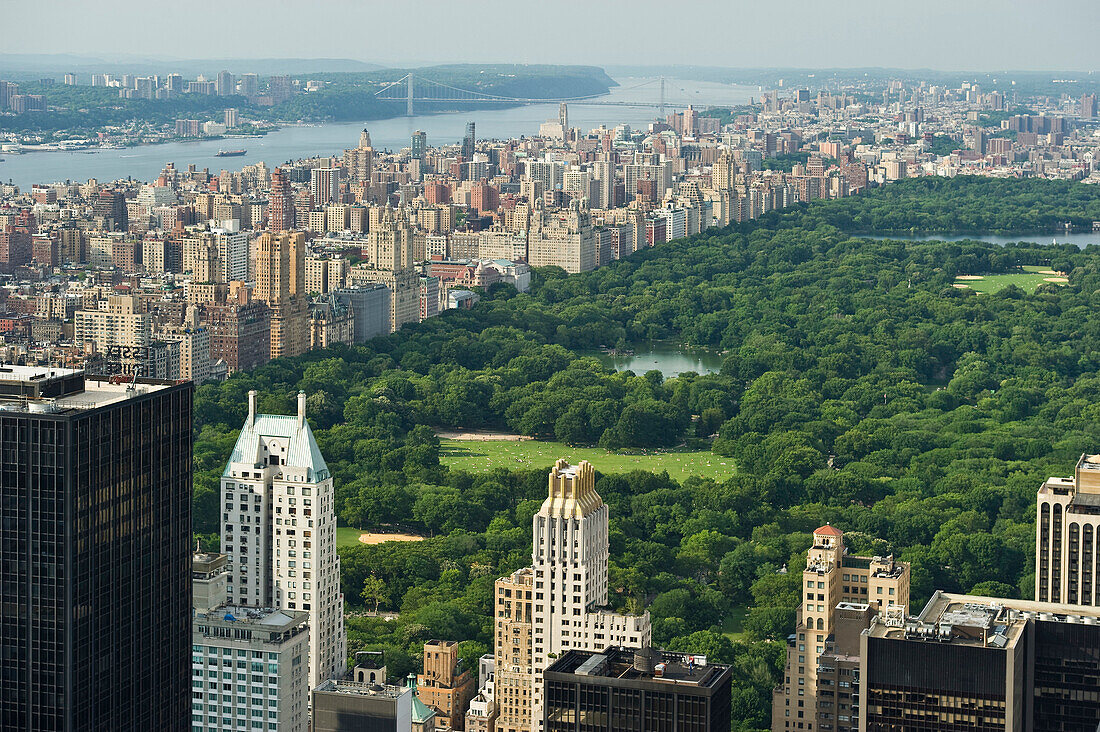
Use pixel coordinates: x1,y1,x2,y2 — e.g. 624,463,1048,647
1036,453,1100,605
220,390,347,692
0,367,193,731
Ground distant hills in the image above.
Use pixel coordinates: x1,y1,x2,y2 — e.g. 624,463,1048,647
0,54,384,80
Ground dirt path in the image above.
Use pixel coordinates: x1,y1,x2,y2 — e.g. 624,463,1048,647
435,429,533,441
358,532,425,545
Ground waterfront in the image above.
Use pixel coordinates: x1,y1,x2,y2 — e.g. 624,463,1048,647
0,77,756,191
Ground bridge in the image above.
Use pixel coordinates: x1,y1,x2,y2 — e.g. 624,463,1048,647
374,74,705,117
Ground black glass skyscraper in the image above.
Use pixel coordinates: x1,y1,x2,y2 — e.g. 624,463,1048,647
0,367,193,731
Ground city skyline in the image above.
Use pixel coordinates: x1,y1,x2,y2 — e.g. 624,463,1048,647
5,0,1100,72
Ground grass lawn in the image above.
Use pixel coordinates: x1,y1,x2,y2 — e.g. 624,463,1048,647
721,607,749,642
336,526,367,551
954,265,1068,294
439,438,736,482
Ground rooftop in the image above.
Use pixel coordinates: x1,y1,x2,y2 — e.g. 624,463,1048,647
0,366,177,412
545,647,730,690
314,679,410,700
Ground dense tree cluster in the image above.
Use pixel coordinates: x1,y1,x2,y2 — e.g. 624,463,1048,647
192,177,1100,730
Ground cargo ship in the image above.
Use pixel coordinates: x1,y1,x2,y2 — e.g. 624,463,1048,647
215,149,247,157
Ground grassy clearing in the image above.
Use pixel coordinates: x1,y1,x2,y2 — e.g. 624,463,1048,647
721,607,749,642
439,437,736,482
954,265,1068,294
336,526,367,550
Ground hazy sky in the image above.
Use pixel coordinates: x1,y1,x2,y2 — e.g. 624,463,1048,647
11,0,1100,71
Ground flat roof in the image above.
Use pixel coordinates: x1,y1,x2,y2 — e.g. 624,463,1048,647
0,367,177,412
545,647,730,690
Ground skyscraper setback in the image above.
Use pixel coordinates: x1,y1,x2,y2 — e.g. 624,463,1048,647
0,366,193,731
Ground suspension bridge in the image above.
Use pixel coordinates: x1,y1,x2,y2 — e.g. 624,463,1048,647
374,74,708,117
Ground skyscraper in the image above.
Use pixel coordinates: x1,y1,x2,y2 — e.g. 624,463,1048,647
412,130,427,160
462,121,476,160
310,167,341,205
1036,453,1100,605
771,525,910,732
221,390,347,692
343,130,374,186
268,167,295,231
254,231,309,359
486,459,651,732
217,70,235,96
0,366,193,731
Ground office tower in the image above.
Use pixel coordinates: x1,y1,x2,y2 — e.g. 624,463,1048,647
412,130,427,160
221,390,347,692
268,167,294,231
484,460,651,732
217,70,235,96
462,121,476,159
343,130,374,185
1036,453,1100,605
253,231,309,359
191,553,310,732
527,198,597,273
417,640,476,730
860,592,1100,731
544,647,732,732
310,167,341,205
771,525,910,732
0,366,193,731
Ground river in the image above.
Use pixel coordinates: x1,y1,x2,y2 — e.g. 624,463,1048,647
866,232,1100,249
0,77,757,191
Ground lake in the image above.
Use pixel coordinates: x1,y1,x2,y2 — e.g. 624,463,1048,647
0,77,757,191
587,344,725,378
865,231,1100,249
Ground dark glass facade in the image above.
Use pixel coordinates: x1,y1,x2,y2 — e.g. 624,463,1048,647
1031,620,1100,732
543,649,732,732
0,380,193,731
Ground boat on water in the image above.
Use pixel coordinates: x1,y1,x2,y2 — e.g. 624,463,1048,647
215,149,247,157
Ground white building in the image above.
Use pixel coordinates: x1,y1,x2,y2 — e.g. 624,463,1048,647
221,390,347,692
191,552,310,732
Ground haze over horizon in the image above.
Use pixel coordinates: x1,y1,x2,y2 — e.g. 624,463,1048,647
12,0,1100,73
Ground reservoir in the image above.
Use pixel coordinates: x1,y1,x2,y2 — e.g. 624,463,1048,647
589,343,725,379
865,231,1100,249
0,78,756,191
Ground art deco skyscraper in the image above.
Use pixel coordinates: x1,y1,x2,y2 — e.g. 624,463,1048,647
254,231,308,359
490,459,651,732
0,367,193,731
220,390,347,692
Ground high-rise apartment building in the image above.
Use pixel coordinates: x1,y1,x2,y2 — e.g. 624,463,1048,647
348,207,420,332
412,130,427,160
254,231,309,359
191,553,310,732
73,294,155,374
221,390,347,692
268,168,295,231
772,525,910,732
1036,453,1100,605
343,130,374,186
310,167,341,205
462,121,476,159
528,199,596,273
217,70,235,96
0,366,193,731
485,460,652,732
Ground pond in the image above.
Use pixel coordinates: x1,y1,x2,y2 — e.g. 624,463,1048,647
586,343,725,379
